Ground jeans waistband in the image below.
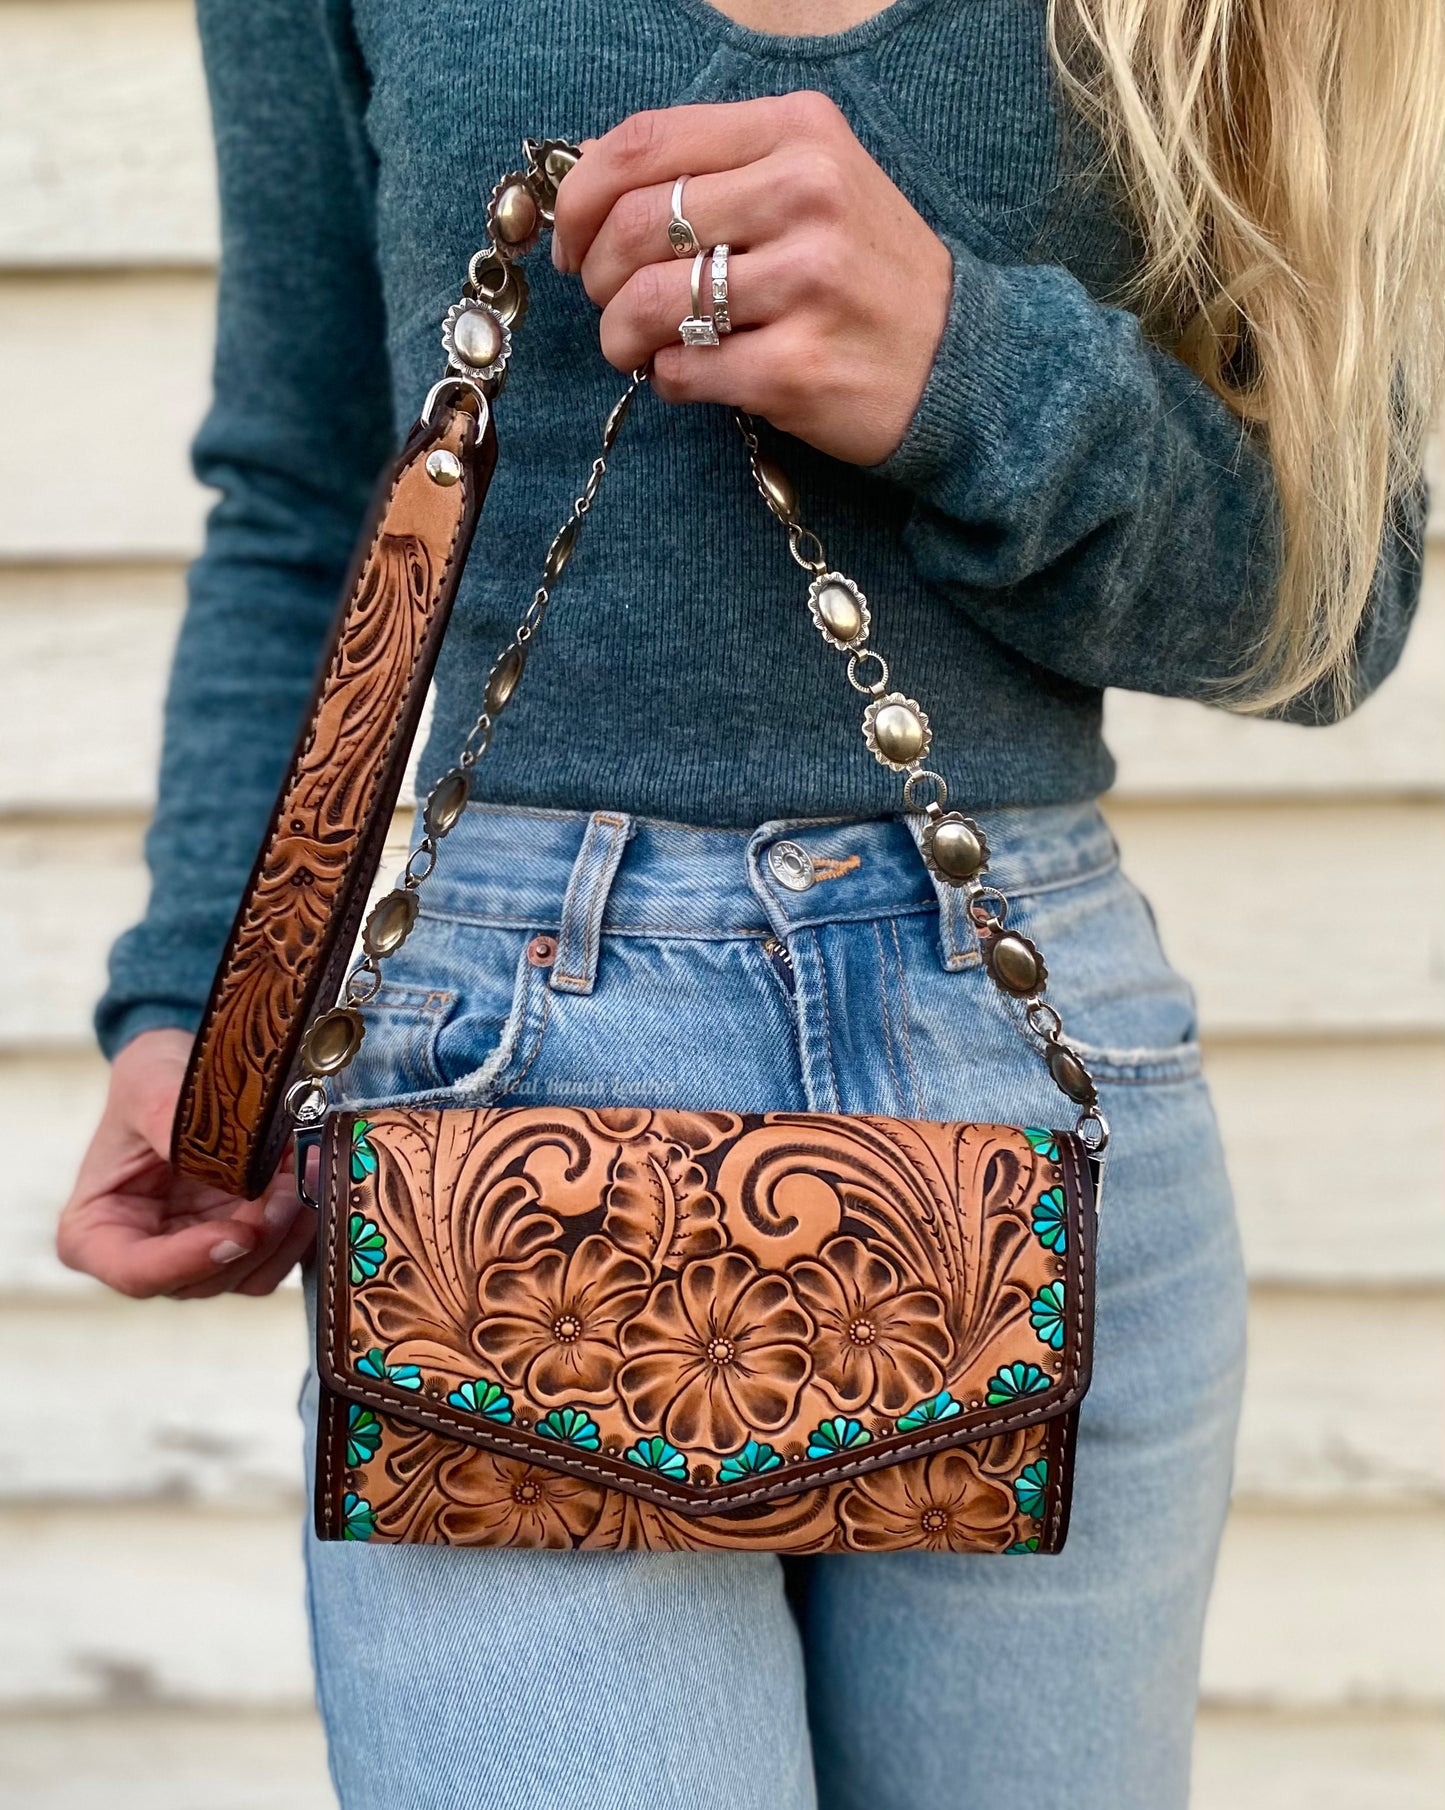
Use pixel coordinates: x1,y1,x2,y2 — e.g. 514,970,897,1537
416,799,1118,986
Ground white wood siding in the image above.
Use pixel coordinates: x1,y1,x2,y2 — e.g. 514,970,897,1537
2,4,1441,1803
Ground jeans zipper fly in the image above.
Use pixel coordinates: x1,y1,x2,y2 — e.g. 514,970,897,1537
761,935,796,994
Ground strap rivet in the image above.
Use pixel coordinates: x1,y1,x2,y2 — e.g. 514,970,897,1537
425,448,462,487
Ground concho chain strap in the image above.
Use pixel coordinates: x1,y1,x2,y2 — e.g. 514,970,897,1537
287,138,1110,1157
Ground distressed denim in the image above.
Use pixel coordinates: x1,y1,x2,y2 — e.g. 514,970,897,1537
301,800,1245,1810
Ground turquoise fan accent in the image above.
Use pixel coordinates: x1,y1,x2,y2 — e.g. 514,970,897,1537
1031,1185,1068,1253
350,1119,378,1184
341,1492,375,1541
537,1406,602,1450
1029,1281,1066,1351
1005,1536,1041,1554
1013,1458,1049,1520
1024,1128,1060,1162
446,1378,513,1423
718,1439,784,1482
807,1417,871,1459
895,1390,963,1432
986,1362,1053,1405
345,1404,381,1467
625,1437,688,1481
347,1214,386,1285
355,1347,422,1391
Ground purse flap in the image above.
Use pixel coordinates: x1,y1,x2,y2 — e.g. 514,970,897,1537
317,1106,1096,1517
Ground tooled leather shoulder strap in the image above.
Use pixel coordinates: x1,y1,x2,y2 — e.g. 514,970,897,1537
172,136,1109,1198
171,393,496,1196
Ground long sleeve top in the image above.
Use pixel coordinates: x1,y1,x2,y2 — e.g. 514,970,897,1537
96,0,1425,1056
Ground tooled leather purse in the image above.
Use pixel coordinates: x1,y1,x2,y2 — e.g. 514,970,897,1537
171,139,1108,1554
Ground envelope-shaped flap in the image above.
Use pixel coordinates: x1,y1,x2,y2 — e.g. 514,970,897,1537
318,1106,1095,1516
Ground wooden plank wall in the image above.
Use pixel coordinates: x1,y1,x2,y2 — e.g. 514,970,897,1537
3,5,1442,1804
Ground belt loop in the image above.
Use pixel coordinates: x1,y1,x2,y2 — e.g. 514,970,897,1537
902,814,976,972
550,812,634,994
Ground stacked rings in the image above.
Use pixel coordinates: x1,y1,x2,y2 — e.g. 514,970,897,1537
667,176,701,258
677,243,732,348
710,244,732,335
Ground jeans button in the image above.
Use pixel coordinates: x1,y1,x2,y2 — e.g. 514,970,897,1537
769,840,816,893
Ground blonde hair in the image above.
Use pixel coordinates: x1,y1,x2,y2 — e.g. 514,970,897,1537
1047,0,1445,712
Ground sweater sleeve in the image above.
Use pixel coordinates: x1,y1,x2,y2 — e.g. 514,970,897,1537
95,0,395,1058
876,232,1427,721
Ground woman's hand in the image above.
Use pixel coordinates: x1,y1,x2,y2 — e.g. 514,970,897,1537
57,1028,315,1299
552,93,953,467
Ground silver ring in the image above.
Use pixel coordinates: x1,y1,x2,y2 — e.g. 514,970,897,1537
678,248,721,347
710,242,732,335
667,175,700,258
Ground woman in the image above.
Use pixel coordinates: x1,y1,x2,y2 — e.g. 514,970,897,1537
58,0,1442,1805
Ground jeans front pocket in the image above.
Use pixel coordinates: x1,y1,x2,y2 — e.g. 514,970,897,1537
336,920,553,1110
1002,865,1202,1088
338,981,459,1106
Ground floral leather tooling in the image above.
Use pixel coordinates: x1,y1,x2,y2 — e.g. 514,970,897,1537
316,1106,1096,1552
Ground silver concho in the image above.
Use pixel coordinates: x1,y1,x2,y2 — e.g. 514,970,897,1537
522,137,581,226
921,812,990,885
467,248,530,330
806,571,870,650
442,299,512,385
862,691,932,771
487,170,544,259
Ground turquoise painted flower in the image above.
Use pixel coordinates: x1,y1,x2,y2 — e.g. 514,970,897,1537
447,1378,513,1423
1029,1281,1067,1351
1024,1128,1060,1162
537,1406,601,1450
1031,1185,1068,1253
985,1361,1053,1406
625,1437,688,1481
350,1119,378,1184
345,1404,381,1467
347,1214,386,1285
807,1417,871,1460
895,1390,963,1432
355,1347,422,1391
718,1439,784,1482
1006,1536,1041,1554
1013,1458,1049,1520
341,1492,375,1541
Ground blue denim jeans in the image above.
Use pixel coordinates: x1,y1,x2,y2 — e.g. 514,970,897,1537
301,801,1246,1810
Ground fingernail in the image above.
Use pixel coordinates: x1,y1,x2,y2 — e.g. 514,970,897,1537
263,1193,297,1229
210,1240,248,1264
551,232,565,273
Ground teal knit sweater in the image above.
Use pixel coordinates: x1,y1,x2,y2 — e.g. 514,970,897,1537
97,0,1424,1055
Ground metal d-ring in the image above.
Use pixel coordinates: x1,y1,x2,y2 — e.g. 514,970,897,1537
421,376,492,427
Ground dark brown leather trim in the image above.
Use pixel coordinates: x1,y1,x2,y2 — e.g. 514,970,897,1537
316,1109,1097,1519
170,402,498,1197
315,1380,349,1541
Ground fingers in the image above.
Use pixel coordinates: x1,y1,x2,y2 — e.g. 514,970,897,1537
578,157,792,305
598,244,811,373
555,92,845,272
61,1211,264,1299
170,1173,313,1299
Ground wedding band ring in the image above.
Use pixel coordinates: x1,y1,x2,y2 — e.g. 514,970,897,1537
710,243,732,335
678,248,721,347
667,175,700,258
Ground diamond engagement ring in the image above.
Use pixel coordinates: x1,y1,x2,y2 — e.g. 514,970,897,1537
667,175,701,258
710,243,732,335
678,248,721,347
